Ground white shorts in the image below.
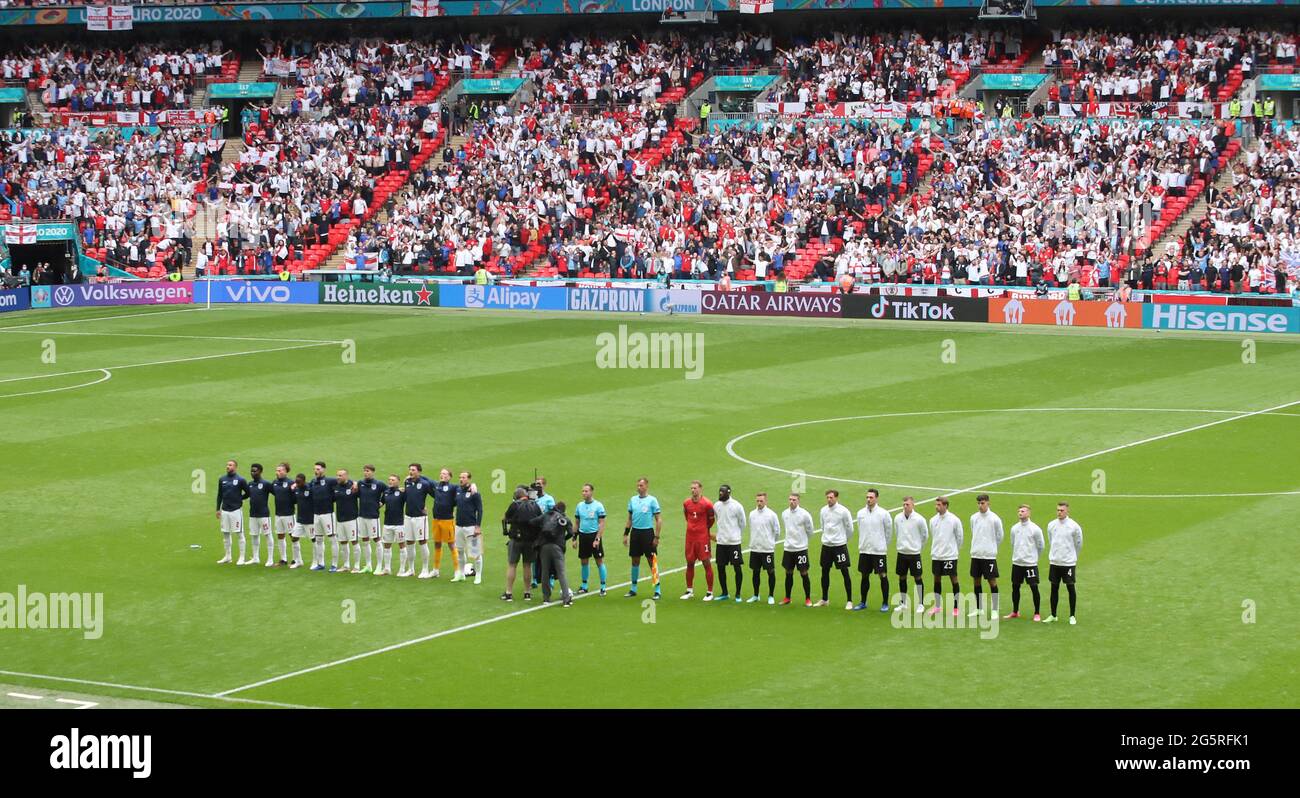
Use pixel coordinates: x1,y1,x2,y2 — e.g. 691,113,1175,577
337,519,358,543
403,515,427,543
315,513,335,538
358,517,379,540
274,516,295,535
382,525,402,544
293,520,313,539
456,525,482,560
250,516,272,535
220,509,242,534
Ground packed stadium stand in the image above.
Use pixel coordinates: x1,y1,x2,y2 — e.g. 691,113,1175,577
0,7,1296,294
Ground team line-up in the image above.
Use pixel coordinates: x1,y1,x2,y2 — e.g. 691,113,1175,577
213,463,1084,623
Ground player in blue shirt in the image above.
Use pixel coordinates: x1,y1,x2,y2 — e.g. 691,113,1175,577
574,483,607,596
309,461,338,570
453,471,484,583
356,465,385,575
402,463,437,578
270,463,296,567
624,477,662,600
246,463,274,567
378,474,407,576
215,459,250,565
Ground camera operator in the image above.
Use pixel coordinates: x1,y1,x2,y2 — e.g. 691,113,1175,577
501,485,541,602
532,500,575,607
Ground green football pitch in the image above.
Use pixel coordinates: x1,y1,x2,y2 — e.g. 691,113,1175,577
0,303,1296,709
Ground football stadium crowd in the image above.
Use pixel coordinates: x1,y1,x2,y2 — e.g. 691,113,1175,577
0,21,1297,294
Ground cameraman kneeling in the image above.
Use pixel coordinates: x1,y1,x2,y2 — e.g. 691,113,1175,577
533,500,575,607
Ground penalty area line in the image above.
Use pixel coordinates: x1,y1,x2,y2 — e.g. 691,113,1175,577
0,669,313,709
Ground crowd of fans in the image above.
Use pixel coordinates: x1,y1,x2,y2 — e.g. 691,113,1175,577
766,27,1025,106
2,43,234,112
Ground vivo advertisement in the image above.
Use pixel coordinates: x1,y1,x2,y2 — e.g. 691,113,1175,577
1142,304,1300,334
194,280,321,305
440,284,568,311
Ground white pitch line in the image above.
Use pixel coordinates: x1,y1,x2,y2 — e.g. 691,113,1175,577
0,341,335,385
0,670,312,708
0,306,211,330
0,329,346,344
725,407,1300,498
7,692,42,700
54,698,98,709
217,397,1300,698
0,368,112,400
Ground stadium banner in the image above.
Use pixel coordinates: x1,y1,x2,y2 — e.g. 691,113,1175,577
1143,303,1300,334
0,87,24,104
981,73,1049,91
649,288,703,314
408,0,441,16
1257,74,1300,91
0,287,30,314
43,281,192,309
566,287,646,313
208,83,279,100
700,291,842,318
988,297,1140,328
843,294,988,323
5,1,1300,27
460,78,525,95
714,75,778,92
194,280,320,305
86,5,133,31
440,284,568,311
319,281,438,307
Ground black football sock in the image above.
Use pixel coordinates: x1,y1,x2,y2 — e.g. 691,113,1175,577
878,576,888,604
974,583,983,610
860,575,870,605
784,572,793,599
767,568,775,598
1067,584,1077,616
751,569,760,598
733,565,743,596
820,568,830,601
1012,582,1021,613
1030,584,1041,614
1050,582,1060,615
801,572,811,599
840,567,852,602
718,567,729,596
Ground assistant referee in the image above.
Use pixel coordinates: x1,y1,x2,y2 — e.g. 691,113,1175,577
624,477,662,601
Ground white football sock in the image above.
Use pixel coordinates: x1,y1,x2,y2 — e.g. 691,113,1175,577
279,537,288,562
249,533,260,561
398,547,408,573
223,533,232,558
292,540,301,564
330,538,340,567
237,533,247,561
420,542,431,571
384,547,392,571
363,542,372,568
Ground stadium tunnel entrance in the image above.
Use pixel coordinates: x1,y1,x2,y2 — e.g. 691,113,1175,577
5,240,79,284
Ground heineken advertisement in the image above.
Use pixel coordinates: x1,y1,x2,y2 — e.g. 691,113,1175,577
319,282,439,307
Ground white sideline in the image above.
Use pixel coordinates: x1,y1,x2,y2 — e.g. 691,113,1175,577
0,341,336,385
0,329,345,344
215,396,1300,699
0,306,210,330
0,669,311,708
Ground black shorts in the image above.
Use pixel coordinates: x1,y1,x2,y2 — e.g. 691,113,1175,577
577,533,604,560
628,528,657,559
749,551,775,571
1049,564,1077,584
716,543,742,566
969,558,999,579
782,550,809,571
507,539,535,565
820,544,850,569
858,553,887,574
895,553,923,577
1011,564,1040,585
932,558,957,576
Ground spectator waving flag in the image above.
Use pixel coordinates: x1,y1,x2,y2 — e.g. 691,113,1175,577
5,224,38,245
740,1,774,13
86,6,134,31
409,0,440,16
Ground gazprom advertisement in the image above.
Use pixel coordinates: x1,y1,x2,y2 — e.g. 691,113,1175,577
441,284,568,311
194,280,320,305
567,287,646,313
1143,304,1300,334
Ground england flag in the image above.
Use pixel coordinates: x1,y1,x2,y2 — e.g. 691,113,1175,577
409,0,440,17
4,224,38,245
740,1,774,13
86,6,134,31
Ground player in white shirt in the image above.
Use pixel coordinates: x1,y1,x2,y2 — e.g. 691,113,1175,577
1006,504,1044,620
928,496,964,617
968,493,1005,617
713,484,747,602
780,493,814,606
746,493,781,605
853,488,894,612
817,490,855,609
1045,502,1083,625
892,496,929,613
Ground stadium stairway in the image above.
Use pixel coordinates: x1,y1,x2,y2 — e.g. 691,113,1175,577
236,60,264,85
1134,133,1242,257
1146,143,1243,258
